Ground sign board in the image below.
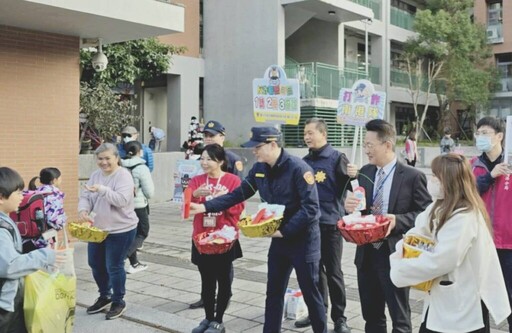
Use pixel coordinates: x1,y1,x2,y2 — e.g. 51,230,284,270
337,79,387,127
252,65,300,125
173,159,203,202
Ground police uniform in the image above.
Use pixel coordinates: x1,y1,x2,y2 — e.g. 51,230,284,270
303,144,350,327
203,120,244,179
203,127,327,333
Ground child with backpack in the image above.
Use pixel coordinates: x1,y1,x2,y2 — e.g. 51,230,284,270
18,168,67,252
0,167,62,332
121,141,154,274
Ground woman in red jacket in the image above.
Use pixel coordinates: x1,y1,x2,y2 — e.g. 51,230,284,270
189,144,244,333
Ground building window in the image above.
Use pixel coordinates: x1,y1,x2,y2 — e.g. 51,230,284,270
486,1,503,44
496,53,512,92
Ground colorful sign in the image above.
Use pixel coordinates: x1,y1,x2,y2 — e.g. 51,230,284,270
173,159,203,202
252,65,300,125
337,79,387,127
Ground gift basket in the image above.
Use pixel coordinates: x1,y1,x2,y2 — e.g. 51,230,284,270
337,213,390,245
238,203,284,238
193,225,238,255
68,222,108,243
402,233,436,292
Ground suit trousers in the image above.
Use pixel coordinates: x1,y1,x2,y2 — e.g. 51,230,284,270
357,243,412,333
319,224,347,322
264,248,327,333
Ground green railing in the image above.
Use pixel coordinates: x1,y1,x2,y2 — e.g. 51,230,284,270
283,62,381,100
350,0,381,20
390,68,446,94
390,7,415,31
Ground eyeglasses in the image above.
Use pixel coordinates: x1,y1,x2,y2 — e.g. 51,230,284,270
254,142,270,149
121,133,132,138
362,141,385,150
474,131,495,137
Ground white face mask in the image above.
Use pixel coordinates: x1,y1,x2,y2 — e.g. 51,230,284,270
427,177,444,200
123,136,134,144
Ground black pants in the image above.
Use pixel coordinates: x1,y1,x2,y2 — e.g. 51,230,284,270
419,301,490,333
0,287,27,333
357,243,411,333
127,206,150,265
406,158,416,167
197,257,232,323
319,224,347,322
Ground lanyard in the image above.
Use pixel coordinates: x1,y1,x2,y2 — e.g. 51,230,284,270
205,173,224,199
372,163,396,203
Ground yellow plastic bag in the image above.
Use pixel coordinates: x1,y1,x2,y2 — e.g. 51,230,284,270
24,270,76,333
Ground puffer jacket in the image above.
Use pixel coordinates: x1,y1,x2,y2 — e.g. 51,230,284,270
121,157,155,209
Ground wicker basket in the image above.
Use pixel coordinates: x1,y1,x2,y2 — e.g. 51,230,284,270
403,234,436,292
337,215,390,245
193,232,237,255
68,222,108,243
238,216,283,238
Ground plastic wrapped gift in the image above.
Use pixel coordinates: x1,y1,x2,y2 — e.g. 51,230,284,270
68,222,108,243
193,226,238,255
238,203,284,238
402,233,436,292
337,213,390,245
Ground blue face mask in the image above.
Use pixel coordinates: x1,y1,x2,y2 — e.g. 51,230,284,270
476,136,493,153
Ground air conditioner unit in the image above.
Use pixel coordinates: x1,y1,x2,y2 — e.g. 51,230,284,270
487,27,499,39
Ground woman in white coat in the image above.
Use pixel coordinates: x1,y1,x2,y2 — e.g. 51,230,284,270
390,153,510,333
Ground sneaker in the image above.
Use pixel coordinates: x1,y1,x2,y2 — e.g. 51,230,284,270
192,319,210,333
105,302,126,320
294,315,311,328
334,318,351,333
126,262,148,274
137,244,144,250
189,298,204,309
205,321,225,333
86,297,112,314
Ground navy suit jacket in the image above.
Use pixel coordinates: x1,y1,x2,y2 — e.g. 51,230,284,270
354,161,431,268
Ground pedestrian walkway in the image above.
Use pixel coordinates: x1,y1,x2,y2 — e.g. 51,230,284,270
73,167,509,333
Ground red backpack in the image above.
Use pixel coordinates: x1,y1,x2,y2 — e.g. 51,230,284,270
9,191,48,238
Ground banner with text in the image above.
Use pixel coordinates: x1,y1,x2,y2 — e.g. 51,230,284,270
337,79,386,127
253,65,300,125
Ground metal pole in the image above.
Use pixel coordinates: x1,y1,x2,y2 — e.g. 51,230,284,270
365,19,369,80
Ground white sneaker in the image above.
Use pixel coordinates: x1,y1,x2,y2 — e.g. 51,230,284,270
126,263,148,274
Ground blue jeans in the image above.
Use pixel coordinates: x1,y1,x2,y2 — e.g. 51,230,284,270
88,228,136,305
498,249,512,332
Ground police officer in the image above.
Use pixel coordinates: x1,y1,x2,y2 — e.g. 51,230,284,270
189,120,244,310
298,118,351,333
203,120,244,178
189,127,327,333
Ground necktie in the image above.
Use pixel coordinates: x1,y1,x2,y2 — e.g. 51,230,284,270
372,168,385,249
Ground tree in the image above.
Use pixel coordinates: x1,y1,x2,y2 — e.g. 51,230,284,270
78,38,186,151
404,0,496,138
79,82,139,150
80,38,186,87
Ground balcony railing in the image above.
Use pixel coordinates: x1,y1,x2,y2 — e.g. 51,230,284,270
390,68,446,94
390,7,415,31
283,62,381,100
349,0,381,20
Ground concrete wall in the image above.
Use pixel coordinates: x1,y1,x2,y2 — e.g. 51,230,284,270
203,0,285,146
286,18,339,65
0,25,80,218
79,146,479,204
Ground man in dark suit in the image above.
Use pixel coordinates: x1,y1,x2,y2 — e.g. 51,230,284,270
345,119,431,333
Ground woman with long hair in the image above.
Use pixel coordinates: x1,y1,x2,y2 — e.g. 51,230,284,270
188,144,244,333
390,154,510,332
404,129,418,167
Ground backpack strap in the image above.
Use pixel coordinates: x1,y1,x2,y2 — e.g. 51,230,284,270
126,163,144,171
0,219,17,296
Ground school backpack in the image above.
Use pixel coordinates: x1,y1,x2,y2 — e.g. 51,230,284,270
9,191,48,239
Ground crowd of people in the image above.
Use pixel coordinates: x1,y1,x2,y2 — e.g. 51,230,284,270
0,115,511,333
